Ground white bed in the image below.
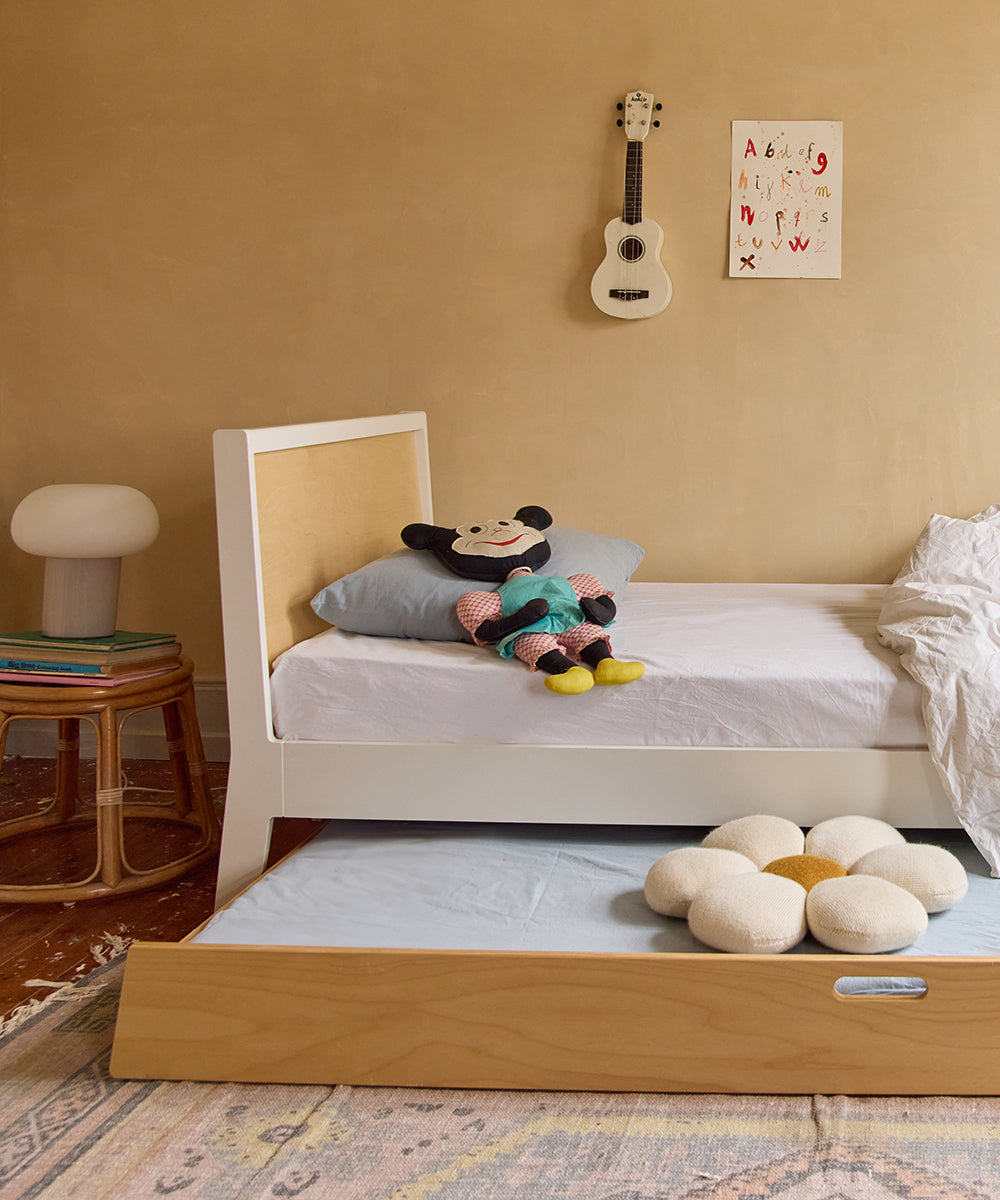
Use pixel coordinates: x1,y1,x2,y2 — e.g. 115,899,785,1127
205,412,953,906
110,411,1000,1095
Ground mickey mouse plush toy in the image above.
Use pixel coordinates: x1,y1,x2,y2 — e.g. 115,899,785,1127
401,506,644,695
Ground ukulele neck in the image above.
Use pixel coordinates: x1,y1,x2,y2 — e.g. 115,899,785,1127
622,140,644,225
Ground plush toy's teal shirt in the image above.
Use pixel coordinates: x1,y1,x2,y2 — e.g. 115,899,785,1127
495,574,595,658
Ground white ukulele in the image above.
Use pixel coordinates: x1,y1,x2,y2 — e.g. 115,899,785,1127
590,90,672,319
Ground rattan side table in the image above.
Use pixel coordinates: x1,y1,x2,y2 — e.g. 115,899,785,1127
0,657,221,902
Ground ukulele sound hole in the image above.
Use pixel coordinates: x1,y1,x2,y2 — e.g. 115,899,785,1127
617,236,645,263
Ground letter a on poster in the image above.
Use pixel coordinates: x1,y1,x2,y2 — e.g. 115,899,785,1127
729,120,842,278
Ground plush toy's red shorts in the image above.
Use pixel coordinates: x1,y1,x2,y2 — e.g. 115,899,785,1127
507,624,611,669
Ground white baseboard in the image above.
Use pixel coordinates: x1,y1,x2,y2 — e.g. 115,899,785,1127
3,681,231,763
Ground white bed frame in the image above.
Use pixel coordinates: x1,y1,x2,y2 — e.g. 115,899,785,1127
111,412,1000,1095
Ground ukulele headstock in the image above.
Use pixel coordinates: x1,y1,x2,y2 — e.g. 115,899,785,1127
617,91,661,140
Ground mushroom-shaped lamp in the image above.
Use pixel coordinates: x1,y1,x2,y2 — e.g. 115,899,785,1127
11,485,159,638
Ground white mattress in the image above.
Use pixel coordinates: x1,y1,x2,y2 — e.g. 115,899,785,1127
193,822,998,979
270,583,926,748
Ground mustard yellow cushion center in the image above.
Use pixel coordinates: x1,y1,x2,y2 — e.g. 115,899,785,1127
762,854,847,892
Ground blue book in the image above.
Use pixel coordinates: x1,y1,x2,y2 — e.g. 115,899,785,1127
0,658,119,676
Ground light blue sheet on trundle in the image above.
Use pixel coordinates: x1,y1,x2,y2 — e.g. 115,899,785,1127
192,822,999,995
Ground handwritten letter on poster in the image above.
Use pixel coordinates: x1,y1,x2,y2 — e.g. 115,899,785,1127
729,120,842,279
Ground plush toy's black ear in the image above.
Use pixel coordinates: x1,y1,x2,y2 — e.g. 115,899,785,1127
515,506,553,531
401,522,456,551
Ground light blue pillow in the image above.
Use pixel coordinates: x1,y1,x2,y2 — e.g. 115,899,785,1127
311,526,645,642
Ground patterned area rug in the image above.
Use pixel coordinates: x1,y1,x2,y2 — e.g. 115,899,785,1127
2,959,1000,1199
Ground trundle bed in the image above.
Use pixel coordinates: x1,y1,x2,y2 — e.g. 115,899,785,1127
111,411,1000,1094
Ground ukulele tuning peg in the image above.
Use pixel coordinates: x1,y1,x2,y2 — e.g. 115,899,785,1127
616,118,623,126
653,120,660,127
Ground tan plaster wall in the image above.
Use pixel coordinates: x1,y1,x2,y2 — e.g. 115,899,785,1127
2,1,999,677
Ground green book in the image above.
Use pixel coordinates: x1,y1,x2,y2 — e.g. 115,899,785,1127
0,630,177,654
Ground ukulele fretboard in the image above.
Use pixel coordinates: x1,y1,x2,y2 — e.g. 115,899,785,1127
622,141,644,225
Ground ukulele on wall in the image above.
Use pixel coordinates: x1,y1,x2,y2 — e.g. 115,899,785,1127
590,90,673,319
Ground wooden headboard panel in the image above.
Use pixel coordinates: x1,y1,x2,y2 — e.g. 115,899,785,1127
253,427,430,663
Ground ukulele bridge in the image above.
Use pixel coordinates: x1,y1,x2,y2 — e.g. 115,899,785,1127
608,288,650,301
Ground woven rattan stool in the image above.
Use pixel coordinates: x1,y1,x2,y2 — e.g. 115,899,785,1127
0,657,221,902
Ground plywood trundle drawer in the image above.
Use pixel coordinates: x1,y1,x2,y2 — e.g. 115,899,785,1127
111,943,1000,1094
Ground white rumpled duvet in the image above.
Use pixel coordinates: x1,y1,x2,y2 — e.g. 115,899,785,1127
878,505,1000,876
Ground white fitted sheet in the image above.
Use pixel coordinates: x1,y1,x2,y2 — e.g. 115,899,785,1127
270,583,926,748
192,823,998,984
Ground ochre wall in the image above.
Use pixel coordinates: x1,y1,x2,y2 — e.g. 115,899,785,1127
3,2,999,677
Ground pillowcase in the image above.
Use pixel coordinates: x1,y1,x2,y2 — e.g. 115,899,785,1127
311,526,645,642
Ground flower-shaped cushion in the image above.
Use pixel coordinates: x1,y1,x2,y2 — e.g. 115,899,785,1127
644,814,968,954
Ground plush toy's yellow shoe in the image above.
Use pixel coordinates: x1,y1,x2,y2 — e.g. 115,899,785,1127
544,666,594,695
594,659,645,686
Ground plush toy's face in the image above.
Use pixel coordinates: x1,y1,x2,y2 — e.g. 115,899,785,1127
401,506,553,581
451,519,546,561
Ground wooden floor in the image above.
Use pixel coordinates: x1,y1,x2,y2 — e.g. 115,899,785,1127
0,755,319,1027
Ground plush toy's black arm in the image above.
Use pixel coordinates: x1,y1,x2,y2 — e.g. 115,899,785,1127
579,595,616,626
475,598,549,643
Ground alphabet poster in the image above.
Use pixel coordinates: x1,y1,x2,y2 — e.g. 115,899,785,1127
729,120,842,278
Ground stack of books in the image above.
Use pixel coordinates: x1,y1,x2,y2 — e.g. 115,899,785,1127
0,630,182,686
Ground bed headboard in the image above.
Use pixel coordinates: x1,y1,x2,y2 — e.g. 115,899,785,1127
213,413,433,738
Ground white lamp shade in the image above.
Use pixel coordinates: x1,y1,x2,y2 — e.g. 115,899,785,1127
11,484,159,559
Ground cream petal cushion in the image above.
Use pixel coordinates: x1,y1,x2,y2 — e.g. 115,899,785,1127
644,847,757,918
687,872,808,954
804,815,905,869
806,875,928,953
851,842,968,913
701,814,805,868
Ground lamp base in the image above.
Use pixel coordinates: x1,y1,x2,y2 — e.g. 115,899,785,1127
42,557,121,638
